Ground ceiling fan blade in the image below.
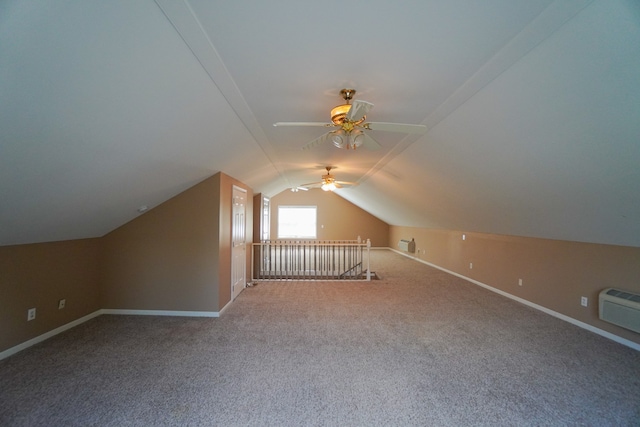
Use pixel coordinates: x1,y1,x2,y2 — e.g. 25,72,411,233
273,122,333,127
365,121,427,134
346,100,374,122
334,180,358,186
361,133,382,151
301,132,331,150
299,182,322,188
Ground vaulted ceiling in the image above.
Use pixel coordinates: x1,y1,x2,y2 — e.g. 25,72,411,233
2,0,639,247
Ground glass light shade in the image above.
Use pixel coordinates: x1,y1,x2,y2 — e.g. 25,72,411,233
321,182,336,192
331,131,345,149
349,130,364,150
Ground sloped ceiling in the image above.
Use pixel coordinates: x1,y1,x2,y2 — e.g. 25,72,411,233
1,0,639,247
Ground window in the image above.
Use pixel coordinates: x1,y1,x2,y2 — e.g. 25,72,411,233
262,197,270,241
278,206,317,239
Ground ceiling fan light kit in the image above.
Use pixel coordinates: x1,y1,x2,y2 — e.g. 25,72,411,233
274,87,426,151
296,166,357,193
321,182,337,192
331,129,364,150
276,88,427,190
320,167,339,191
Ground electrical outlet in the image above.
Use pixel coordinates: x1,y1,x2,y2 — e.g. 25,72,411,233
469,262,473,269
58,299,66,309
462,234,466,241
581,296,588,307
27,308,36,321
518,278,523,286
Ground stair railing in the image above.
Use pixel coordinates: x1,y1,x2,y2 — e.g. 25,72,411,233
252,237,371,281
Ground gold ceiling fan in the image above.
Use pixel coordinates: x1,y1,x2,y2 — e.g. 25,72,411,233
274,89,427,150
295,166,357,192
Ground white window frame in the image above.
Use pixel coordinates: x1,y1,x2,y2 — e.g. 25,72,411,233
262,196,270,241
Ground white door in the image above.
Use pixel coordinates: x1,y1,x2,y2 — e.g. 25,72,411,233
231,186,247,300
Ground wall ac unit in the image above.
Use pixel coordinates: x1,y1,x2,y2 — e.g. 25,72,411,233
599,288,640,333
398,238,415,253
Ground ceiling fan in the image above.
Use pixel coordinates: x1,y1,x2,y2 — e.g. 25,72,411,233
274,88,427,150
295,166,357,192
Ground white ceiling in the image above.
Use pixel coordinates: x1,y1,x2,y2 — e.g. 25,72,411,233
1,0,639,247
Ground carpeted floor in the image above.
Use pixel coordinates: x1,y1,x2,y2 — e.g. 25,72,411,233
1,250,639,426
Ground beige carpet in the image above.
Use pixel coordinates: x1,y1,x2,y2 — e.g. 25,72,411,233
1,249,639,426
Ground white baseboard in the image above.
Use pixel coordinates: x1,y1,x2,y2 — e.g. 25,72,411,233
390,248,640,352
0,308,222,361
101,309,220,317
4,253,637,361
218,300,232,316
0,310,102,361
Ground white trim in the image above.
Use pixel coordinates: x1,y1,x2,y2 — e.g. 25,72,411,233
390,248,640,352
0,310,102,361
5,248,637,360
0,308,223,361
101,309,220,317
232,184,248,194
214,300,232,317
232,185,248,300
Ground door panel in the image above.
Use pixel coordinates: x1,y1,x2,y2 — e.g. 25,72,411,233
231,186,246,300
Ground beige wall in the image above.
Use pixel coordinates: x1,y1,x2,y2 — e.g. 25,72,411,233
2,172,254,354
101,172,253,313
390,226,640,345
101,174,222,311
0,239,101,351
270,189,389,247
4,176,639,354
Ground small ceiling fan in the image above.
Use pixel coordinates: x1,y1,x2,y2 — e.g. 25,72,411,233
296,166,357,192
274,89,427,150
